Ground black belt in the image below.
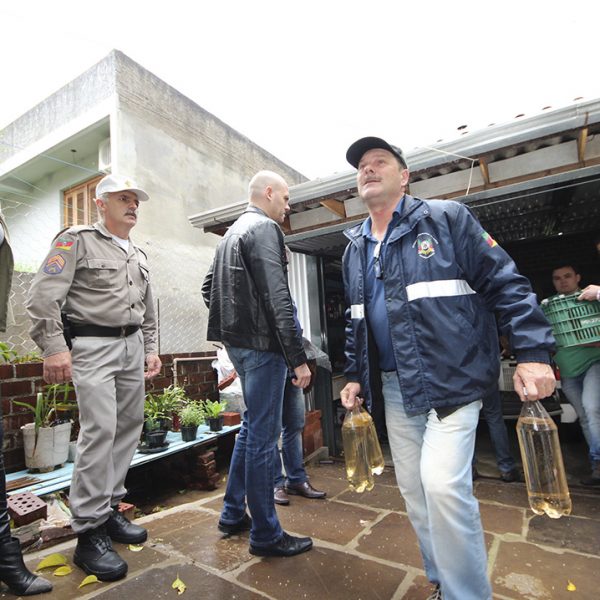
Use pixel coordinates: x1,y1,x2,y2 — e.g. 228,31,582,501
70,324,140,338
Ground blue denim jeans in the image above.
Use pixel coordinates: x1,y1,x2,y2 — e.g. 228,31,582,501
219,346,287,547
480,389,516,473
273,379,306,488
561,361,600,462
382,371,492,600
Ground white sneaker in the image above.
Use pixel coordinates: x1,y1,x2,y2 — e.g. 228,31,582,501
426,585,442,600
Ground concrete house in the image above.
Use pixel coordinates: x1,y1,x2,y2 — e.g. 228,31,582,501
0,50,306,355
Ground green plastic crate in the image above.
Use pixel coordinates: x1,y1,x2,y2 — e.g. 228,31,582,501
541,292,600,348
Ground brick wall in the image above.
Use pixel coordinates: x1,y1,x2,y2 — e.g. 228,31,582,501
0,352,218,473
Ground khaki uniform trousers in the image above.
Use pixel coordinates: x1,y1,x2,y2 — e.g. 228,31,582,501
69,330,145,533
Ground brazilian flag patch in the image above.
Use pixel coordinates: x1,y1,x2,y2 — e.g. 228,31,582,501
482,232,497,248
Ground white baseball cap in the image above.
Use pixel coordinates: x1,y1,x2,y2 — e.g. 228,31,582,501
95,174,150,202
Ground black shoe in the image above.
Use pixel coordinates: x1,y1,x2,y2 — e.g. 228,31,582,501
285,481,326,499
249,531,313,557
0,537,52,595
274,487,290,505
500,469,521,483
218,513,252,535
73,525,128,581
106,507,148,544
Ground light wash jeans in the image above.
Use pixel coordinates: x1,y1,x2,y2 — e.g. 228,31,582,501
561,361,600,463
273,379,307,488
382,371,492,600
219,346,287,547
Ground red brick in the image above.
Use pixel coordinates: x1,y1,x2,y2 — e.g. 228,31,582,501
222,412,241,426
0,364,14,379
8,493,48,526
15,362,43,378
1,380,34,397
179,362,200,374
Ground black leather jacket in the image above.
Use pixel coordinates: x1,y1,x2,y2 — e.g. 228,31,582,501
202,206,307,370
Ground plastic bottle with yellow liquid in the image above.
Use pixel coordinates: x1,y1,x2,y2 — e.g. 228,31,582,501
342,405,384,492
516,398,572,518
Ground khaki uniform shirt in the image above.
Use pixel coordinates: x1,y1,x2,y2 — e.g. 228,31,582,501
27,222,158,357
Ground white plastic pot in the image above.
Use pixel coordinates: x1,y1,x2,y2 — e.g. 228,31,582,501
21,422,72,471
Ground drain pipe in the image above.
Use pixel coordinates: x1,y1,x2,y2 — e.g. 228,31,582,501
172,355,217,388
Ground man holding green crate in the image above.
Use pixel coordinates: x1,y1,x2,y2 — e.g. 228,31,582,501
549,264,600,486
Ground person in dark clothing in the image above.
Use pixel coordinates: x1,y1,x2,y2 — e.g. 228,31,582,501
0,212,52,595
202,171,313,557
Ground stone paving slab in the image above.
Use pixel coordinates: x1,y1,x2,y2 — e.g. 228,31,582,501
479,502,524,535
354,512,422,569
526,512,600,555
491,540,600,599
146,508,252,572
276,496,380,545
568,488,600,519
337,482,406,512
236,544,405,600
93,563,264,599
475,479,531,509
16,543,166,600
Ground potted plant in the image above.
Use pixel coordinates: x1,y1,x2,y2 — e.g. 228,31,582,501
202,399,228,432
144,416,168,448
145,385,186,431
177,400,204,442
143,395,168,449
15,383,75,472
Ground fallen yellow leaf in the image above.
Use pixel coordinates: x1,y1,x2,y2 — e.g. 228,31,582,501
53,565,72,576
172,575,186,595
36,554,68,570
78,575,100,588
567,580,577,591
128,544,144,552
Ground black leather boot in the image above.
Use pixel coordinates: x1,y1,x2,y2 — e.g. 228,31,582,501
106,506,147,544
73,524,127,581
0,537,52,596
0,418,52,595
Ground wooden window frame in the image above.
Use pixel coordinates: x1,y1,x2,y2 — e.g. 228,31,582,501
63,175,103,227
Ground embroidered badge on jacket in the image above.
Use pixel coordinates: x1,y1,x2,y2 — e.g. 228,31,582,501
413,233,437,259
43,254,66,275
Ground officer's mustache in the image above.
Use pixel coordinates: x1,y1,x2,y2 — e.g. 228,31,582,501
125,211,137,217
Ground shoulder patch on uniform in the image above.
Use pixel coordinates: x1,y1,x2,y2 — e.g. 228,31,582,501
43,254,66,275
54,237,74,251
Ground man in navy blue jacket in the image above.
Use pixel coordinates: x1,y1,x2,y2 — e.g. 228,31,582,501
340,137,556,600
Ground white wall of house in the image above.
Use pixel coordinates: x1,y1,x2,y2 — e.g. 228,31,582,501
0,51,306,355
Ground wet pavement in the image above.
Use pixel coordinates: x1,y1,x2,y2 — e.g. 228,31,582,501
8,436,600,600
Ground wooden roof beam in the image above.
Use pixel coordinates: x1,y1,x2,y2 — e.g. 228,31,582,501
478,157,490,185
578,127,588,163
319,199,346,219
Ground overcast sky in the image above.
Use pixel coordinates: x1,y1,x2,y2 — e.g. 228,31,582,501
1,0,599,179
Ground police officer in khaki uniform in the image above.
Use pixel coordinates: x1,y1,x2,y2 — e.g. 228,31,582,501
26,175,161,582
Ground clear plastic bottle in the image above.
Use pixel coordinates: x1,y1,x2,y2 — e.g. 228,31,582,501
364,411,385,475
516,400,572,518
342,406,374,492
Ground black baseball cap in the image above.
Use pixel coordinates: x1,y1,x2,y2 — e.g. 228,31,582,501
346,136,408,169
